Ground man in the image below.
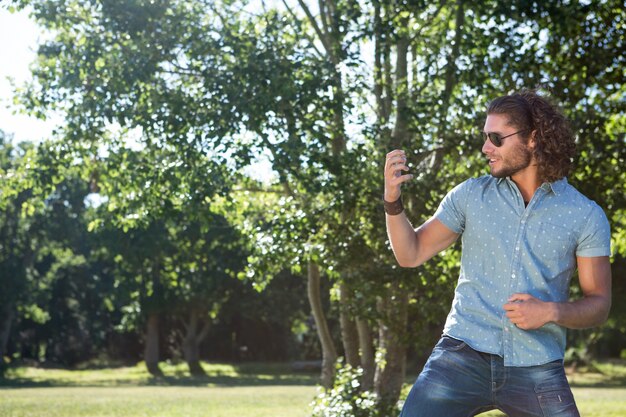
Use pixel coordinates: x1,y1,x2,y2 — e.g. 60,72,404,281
384,90,611,417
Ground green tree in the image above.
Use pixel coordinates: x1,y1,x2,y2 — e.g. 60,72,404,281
27,176,109,366
9,0,241,374
84,142,248,375
11,0,626,414
0,133,40,364
164,207,248,375
0,133,96,367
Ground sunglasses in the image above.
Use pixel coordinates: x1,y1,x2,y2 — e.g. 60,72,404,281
482,129,529,147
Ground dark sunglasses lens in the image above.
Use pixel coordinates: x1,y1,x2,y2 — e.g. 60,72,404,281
488,133,502,147
482,132,502,147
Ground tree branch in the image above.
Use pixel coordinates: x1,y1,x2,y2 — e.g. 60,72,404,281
281,0,325,58
296,0,336,63
318,0,331,41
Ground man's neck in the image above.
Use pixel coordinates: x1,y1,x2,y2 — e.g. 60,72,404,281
511,166,542,204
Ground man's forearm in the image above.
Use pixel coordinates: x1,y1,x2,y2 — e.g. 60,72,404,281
551,295,611,329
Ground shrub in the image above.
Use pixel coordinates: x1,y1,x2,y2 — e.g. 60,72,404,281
311,364,400,417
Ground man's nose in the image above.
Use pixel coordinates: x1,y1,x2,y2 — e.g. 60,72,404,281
482,138,494,155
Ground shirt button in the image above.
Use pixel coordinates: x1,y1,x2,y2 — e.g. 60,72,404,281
515,246,520,251
512,274,516,278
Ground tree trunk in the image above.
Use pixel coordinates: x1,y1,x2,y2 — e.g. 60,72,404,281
330,68,347,157
374,2,387,124
356,317,375,391
374,282,408,410
373,28,410,407
438,0,465,135
307,261,338,388
144,313,163,377
339,282,360,368
0,303,14,361
182,309,210,377
391,19,410,149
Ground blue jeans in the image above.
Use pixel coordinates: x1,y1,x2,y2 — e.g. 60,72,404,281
399,336,580,417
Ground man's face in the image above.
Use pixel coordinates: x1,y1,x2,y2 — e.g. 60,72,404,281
482,113,534,179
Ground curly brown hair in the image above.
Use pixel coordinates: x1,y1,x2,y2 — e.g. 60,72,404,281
487,89,576,183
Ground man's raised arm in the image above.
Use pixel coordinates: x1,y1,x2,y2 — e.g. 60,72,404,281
384,150,459,268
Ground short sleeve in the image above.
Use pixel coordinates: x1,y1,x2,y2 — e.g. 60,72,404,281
433,179,472,234
576,203,611,257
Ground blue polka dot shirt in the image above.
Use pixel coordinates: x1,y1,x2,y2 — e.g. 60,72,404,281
434,176,611,366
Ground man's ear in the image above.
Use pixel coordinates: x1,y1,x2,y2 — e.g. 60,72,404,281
528,130,537,149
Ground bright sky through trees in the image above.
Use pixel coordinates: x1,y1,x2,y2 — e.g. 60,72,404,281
0,6,58,143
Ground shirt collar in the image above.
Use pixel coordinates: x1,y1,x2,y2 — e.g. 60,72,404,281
497,176,568,195
542,177,568,195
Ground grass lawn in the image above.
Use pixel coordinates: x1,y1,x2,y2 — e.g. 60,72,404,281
0,386,317,417
0,362,318,417
1,360,625,417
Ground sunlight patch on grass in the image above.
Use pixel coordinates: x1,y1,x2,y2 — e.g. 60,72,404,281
4,365,150,386
573,387,626,417
2,361,317,387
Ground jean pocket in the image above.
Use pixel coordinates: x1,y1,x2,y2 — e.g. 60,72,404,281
534,386,579,417
435,336,467,352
